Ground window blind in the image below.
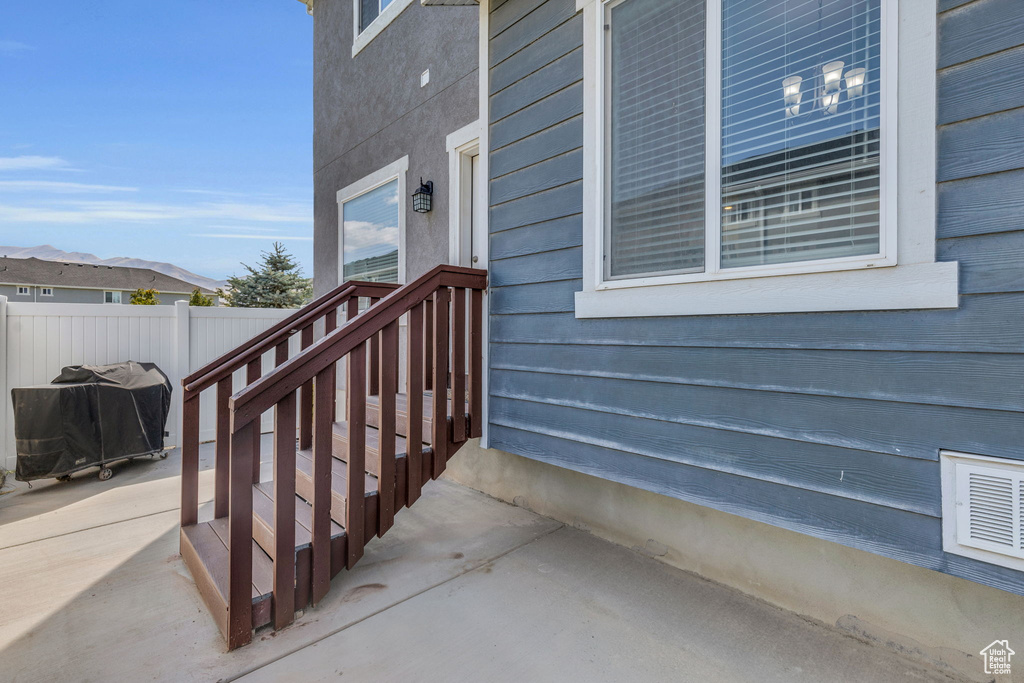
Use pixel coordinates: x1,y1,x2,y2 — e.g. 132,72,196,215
606,0,705,279
720,0,882,269
342,179,400,283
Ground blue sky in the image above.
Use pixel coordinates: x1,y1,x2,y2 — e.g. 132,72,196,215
0,0,314,282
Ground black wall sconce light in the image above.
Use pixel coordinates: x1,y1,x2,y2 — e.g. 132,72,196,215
412,178,433,213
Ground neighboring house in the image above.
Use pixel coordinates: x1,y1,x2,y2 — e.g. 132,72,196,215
290,0,1024,670
0,257,217,305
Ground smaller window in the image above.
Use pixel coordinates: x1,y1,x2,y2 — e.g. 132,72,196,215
352,0,415,56
16,286,30,296
359,0,393,31
41,287,53,296
104,291,122,304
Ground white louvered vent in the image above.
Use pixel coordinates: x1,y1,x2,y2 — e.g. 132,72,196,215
942,451,1024,570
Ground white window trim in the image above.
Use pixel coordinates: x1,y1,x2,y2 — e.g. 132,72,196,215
352,0,416,57
575,0,958,318
104,290,122,304
40,287,53,297
336,155,409,285
447,119,482,267
16,286,30,296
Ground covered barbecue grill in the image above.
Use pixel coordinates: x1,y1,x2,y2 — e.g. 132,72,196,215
12,361,172,481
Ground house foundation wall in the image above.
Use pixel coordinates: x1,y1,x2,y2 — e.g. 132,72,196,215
446,441,1024,682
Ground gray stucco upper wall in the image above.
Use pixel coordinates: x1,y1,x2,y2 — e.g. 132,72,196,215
312,0,479,295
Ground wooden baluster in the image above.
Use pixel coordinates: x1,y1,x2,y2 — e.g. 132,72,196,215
215,377,232,519
299,325,314,450
469,288,483,439
432,287,450,478
325,307,338,420
227,419,255,650
273,389,296,629
406,303,424,505
345,298,359,420
311,363,335,604
377,320,398,533
181,394,200,526
346,342,367,569
273,339,295,629
451,288,466,443
368,298,380,396
246,358,262,484
424,298,434,392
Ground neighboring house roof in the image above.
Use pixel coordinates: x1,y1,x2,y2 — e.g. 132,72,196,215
0,257,215,295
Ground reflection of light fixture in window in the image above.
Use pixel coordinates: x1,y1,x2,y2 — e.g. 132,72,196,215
782,76,803,118
844,67,866,98
782,60,866,118
821,90,841,115
821,61,844,114
822,61,845,90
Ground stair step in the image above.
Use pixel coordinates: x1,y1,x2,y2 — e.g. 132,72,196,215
331,421,428,475
294,448,379,540
250,482,347,582
180,519,274,639
366,391,469,440
331,422,437,506
366,391,434,436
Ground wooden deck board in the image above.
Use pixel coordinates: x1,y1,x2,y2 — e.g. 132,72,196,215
181,521,274,633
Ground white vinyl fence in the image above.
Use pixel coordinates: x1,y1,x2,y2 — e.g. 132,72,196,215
0,297,294,471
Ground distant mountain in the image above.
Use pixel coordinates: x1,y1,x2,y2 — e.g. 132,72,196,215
0,245,227,291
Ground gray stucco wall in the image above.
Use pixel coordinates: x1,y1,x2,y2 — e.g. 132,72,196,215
484,0,1024,598
312,0,479,296
0,285,191,305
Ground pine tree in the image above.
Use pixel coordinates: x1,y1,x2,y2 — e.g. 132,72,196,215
188,287,215,307
130,288,161,305
223,242,312,308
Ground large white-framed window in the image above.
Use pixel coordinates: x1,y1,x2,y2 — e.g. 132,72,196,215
352,0,416,57
104,290,122,304
337,156,408,285
576,0,957,318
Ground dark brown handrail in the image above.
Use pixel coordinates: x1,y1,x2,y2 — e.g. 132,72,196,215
229,264,487,429
183,280,399,397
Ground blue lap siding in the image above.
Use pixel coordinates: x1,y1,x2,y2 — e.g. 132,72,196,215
486,0,1024,594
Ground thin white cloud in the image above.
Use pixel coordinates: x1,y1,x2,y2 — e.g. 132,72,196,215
0,180,137,193
192,233,313,241
0,156,71,172
201,224,280,232
0,41,33,54
0,199,310,224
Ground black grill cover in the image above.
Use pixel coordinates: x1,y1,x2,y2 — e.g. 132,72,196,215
12,361,172,481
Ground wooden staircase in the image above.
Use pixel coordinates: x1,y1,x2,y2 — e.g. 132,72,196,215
177,265,487,649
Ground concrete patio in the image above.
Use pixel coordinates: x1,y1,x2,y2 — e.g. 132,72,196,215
0,441,957,682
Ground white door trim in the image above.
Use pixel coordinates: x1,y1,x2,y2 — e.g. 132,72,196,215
447,120,482,266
